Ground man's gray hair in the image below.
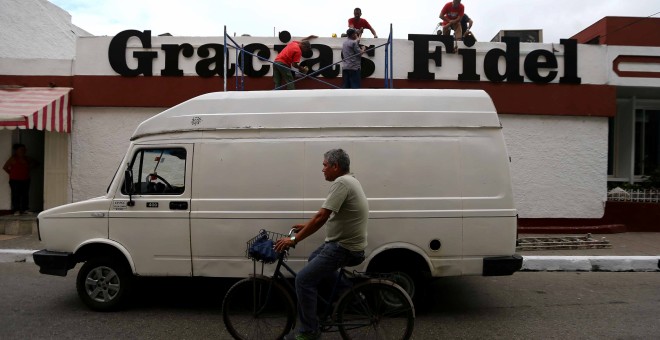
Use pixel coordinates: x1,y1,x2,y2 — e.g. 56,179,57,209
324,149,350,172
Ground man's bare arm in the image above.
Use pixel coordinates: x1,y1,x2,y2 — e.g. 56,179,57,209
274,208,332,251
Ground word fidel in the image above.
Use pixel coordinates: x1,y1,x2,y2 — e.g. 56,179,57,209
109,30,581,84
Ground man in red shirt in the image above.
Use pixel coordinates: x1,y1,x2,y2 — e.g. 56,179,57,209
273,37,314,90
3,144,38,215
440,0,465,41
348,8,377,38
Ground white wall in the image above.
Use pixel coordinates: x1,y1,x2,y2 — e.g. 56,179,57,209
501,114,608,218
0,0,89,59
70,107,160,202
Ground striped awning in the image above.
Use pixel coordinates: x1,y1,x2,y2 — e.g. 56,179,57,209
0,87,72,133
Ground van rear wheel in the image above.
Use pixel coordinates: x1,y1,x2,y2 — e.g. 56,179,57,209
373,267,429,309
388,271,416,299
76,257,133,311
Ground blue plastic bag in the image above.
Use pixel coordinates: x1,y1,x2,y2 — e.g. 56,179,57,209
248,232,279,263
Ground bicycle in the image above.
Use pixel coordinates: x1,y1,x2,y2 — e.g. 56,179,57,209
222,229,415,340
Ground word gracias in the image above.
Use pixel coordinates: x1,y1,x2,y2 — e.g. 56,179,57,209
109,30,581,84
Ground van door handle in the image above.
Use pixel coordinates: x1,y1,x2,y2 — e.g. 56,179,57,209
169,201,188,210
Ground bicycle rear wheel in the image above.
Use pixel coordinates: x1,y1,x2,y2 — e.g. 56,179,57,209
336,279,415,340
222,276,296,340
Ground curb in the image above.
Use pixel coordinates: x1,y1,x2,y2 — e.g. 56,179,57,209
522,256,660,272
0,249,36,263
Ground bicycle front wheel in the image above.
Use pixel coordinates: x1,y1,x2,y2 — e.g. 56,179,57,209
336,279,415,340
222,276,296,340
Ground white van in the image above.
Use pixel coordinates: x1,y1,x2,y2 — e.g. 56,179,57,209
34,89,522,310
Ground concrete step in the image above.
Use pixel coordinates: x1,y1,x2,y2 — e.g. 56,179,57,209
0,215,37,235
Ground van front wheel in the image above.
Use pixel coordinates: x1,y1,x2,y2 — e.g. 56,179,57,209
76,257,133,311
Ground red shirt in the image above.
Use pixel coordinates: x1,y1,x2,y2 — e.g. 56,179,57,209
348,17,373,31
274,41,302,67
7,157,30,180
440,2,464,25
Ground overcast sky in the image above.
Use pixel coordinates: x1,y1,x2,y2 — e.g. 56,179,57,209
51,0,659,43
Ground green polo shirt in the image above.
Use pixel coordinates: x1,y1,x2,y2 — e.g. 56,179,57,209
322,174,369,251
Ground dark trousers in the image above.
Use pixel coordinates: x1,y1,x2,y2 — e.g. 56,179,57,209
9,179,30,212
273,62,295,90
342,69,361,88
295,242,364,334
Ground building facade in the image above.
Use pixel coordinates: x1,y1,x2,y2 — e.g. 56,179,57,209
1,2,658,228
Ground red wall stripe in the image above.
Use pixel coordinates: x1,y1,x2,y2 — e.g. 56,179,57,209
0,74,617,117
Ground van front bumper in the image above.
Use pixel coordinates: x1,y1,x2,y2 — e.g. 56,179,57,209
33,250,77,277
482,254,523,276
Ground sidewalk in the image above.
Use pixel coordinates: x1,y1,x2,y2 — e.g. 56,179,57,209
1,232,659,271
517,233,660,272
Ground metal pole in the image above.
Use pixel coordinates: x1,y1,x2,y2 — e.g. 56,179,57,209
384,43,389,88
241,44,245,91
223,25,227,92
389,24,393,88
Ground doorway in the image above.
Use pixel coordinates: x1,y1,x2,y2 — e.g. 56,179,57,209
14,130,44,212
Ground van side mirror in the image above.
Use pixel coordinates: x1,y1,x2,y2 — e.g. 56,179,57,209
124,169,135,207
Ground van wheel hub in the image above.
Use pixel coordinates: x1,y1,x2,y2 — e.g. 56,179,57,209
84,266,120,302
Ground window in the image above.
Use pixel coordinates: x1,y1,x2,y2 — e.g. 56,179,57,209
609,101,660,184
123,148,187,195
634,109,660,177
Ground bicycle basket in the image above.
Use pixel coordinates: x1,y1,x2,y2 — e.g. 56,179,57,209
246,229,287,264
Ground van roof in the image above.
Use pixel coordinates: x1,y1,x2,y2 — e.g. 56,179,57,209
131,89,500,140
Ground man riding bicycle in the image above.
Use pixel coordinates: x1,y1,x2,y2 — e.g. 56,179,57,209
275,149,369,340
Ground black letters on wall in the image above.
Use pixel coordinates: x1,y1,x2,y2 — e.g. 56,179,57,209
161,44,194,76
559,39,581,84
196,44,235,77
524,49,558,83
107,30,580,85
305,44,340,78
239,43,271,77
108,30,157,76
407,34,453,80
483,36,524,82
458,48,480,81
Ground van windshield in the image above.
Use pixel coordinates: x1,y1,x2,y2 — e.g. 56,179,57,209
106,161,121,194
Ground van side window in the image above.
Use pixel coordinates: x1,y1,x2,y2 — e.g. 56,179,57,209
122,148,187,195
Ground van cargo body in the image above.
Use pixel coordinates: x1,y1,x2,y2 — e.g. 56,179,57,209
34,89,522,310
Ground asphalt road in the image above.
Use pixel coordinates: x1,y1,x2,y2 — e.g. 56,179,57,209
1,262,658,339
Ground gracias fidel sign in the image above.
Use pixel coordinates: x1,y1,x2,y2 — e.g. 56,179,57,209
108,30,581,84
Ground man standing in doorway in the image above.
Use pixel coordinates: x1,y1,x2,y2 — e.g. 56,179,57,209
341,28,365,89
3,144,38,215
275,149,368,340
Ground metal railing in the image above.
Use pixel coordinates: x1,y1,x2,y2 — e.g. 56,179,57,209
607,189,660,203
222,25,394,91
